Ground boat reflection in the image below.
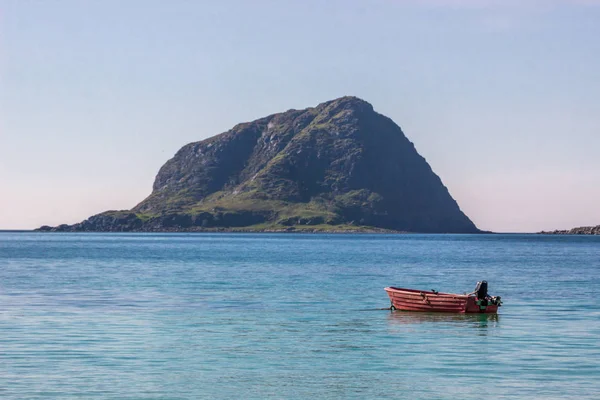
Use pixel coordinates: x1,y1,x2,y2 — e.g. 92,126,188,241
387,310,499,330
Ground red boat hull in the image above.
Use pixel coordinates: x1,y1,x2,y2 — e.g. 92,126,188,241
385,287,499,314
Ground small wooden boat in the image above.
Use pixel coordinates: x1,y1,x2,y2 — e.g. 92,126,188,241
385,281,502,314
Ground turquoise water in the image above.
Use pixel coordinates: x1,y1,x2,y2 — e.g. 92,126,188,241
0,232,599,399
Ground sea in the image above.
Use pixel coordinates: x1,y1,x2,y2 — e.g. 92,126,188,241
0,232,599,399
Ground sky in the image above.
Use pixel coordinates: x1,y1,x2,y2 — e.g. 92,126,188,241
0,0,598,232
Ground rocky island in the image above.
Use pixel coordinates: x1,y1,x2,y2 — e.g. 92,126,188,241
539,225,600,235
38,96,479,233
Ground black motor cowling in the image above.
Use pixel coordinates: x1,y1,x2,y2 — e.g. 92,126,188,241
474,281,488,299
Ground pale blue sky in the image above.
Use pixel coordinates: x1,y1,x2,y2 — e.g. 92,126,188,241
1,0,599,232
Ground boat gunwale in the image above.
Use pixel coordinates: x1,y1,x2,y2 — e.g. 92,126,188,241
384,286,470,299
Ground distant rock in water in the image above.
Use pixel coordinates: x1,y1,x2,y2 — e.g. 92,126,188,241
539,225,600,235
37,96,479,233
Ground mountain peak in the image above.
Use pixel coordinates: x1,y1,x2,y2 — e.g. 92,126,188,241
319,95,372,107
317,96,374,114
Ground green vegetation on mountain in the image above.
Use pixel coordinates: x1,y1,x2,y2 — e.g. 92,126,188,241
38,96,479,233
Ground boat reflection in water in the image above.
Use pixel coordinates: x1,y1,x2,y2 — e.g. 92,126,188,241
387,310,499,333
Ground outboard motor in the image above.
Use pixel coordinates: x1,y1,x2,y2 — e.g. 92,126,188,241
474,281,488,299
471,281,502,308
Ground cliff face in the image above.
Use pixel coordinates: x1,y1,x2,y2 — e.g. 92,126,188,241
39,96,479,233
